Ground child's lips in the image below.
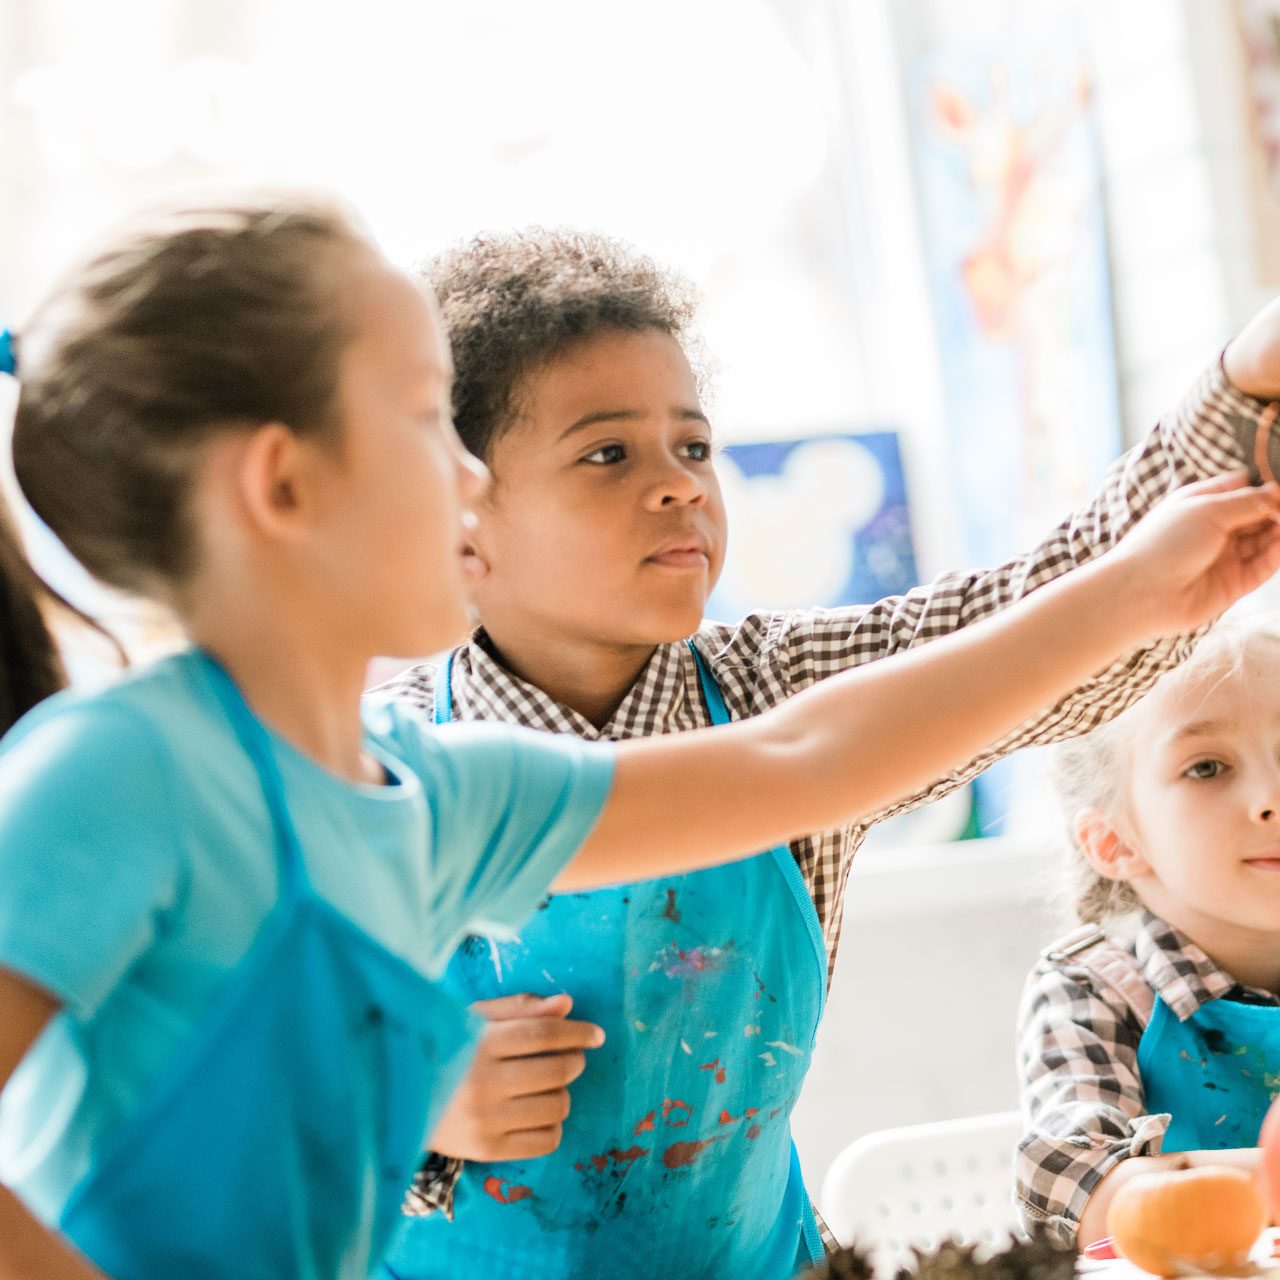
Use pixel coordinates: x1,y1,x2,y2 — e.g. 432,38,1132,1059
459,546,484,582
1246,855,1280,870
647,548,710,569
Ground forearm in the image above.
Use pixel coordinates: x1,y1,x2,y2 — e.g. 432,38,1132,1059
1078,1148,1262,1245
567,556,1143,888
0,1186,104,1280
847,359,1269,649
746,557,1146,835
756,362,1276,830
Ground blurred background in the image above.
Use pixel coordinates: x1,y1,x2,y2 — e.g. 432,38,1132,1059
2,0,1278,1193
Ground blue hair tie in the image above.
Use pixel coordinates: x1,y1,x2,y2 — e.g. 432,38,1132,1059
0,329,15,377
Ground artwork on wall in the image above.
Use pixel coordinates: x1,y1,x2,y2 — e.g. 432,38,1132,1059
1235,0,1280,286
706,431,919,620
903,26,1123,839
907,29,1122,570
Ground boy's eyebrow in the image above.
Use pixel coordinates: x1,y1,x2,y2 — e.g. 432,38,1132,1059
558,407,710,441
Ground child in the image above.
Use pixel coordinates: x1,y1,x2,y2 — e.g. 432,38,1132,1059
377,230,1280,1280
0,199,1252,1280
1018,611,1280,1247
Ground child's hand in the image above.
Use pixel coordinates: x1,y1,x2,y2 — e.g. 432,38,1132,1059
1225,297,1280,399
428,992,604,1163
1108,472,1280,637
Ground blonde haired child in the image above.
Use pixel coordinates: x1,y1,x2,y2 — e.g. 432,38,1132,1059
1,195,1264,1280
1019,612,1280,1246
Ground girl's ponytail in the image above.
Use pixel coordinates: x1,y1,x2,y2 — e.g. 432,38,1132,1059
0,496,65,732
0,334,65,729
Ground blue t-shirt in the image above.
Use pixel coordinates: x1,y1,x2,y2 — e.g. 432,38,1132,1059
0,651,614,1223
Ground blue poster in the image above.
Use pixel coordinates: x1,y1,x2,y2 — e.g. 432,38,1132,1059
706,430,919,619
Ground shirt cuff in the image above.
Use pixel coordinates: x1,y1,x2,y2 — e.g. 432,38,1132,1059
1172,352,1280,482
1018,1112,1172,1245
402,1151,463,1220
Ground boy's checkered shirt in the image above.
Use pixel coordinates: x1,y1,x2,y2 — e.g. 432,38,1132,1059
1016,910,1280,1243
379,358,1278,1225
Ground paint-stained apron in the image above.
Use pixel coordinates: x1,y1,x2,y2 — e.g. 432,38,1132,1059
55,654,480,1280
383,642,827,1280
1138,992,1280,1152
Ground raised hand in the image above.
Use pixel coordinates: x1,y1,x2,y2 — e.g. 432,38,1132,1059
1104,472,1280,637
428,992,604,1163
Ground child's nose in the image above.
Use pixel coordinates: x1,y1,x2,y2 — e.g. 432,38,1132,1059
646,461,707,509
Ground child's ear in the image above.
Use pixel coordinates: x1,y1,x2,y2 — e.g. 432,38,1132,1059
234,423,318,542
1073,807,1152,882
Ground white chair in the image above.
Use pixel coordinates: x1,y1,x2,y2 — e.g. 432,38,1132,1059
819,1110,1023,1274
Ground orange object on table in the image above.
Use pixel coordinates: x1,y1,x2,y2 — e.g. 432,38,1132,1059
1106,1166,1266,1278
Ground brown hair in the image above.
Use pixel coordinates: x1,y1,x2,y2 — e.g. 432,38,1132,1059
11,194,368,603
423,228,702,462
0,496,65,732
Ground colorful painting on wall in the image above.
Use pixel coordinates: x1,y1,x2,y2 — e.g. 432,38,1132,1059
1234,0,1280,286
908,30,1122,569
905,29,1123,838
705,431,919,620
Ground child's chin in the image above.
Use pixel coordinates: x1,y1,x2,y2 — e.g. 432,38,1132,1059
642,605,712,643
408,611,473,657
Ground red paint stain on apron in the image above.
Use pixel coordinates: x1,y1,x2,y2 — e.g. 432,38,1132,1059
483,1175,533,1204
662,1137,723,1169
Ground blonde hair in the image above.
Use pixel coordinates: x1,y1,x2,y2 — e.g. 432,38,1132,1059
1053,611,1280,923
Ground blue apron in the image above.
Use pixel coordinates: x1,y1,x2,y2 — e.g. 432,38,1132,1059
1138,992,1280,1152
384,642,827,1280
56,653,480,1280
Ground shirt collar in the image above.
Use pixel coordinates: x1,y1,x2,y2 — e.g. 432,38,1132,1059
452,630,697,740
1134,910,1279,1019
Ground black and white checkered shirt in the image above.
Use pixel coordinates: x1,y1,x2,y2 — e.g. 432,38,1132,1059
1016,911,1280,1243
383,358,1277,1221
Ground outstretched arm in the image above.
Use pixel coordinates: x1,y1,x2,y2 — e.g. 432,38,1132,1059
562,474,1280,889
702,313,1280,837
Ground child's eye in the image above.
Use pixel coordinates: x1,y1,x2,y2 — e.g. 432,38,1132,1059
682,439,713,462
582,444,626,466
1184,759,1227,781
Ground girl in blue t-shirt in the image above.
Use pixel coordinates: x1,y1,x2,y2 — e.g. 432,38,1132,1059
0,193,1277,1280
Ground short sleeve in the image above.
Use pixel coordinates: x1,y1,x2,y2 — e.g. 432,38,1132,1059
373,705,614,948
0,696,182,1019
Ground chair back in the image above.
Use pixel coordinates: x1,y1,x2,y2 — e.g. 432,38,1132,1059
818,1110,1023,1273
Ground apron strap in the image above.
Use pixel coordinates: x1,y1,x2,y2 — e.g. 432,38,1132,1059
686,640,730,728
433,652,457,726
197,651,310,895
1041,924,1155,1029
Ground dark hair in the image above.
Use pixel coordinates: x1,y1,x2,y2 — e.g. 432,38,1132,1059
0,496,65,732
11,194,368,602
422,228,701,462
